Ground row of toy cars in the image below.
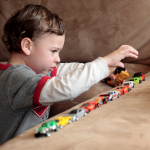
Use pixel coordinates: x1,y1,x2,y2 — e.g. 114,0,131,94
35,108,87,137
35,96,108,137
107,66,145,87
35,67,145,137
105,69,145,102
35,97,108,137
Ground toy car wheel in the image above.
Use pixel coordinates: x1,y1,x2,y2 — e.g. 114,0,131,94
139,80,142,84
97,103,100,107
133,84,135,88
95,105,97,109
35,133,41,138
123,91,124,95
84,112,87,116
143,78,145,81
76,117,79,121
45,132,51,137
104,99,107,104
69,119,72,124
54,126,59,132
88,109,90,113
117,94,120,98
59,125,63,129
128,88,130,92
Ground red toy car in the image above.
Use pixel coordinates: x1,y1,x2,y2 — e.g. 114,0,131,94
115,85,130,95
80,102,97,113
133,72,145,81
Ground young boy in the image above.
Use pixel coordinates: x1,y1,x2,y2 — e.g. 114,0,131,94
0,4,138,145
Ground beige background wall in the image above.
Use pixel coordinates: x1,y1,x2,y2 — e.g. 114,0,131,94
1,0,150,64
1,0,150,116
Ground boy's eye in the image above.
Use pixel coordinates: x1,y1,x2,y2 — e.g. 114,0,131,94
52,50,57,53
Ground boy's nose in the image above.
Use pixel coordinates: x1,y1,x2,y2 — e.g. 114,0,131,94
55,56,60,64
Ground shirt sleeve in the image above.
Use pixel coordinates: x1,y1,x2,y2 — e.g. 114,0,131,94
56,62,85,78
39,57,109,105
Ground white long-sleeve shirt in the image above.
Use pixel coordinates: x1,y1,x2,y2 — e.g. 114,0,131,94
39,57,109,105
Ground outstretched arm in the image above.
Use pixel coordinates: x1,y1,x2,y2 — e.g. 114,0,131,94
39,57,109,105
39,45,138,105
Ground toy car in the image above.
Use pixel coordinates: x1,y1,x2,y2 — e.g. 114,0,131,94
35,126,51,137
114,66,126,74
107,67,129,86
133,72,145,81
41,120,59,131
80,102,97,113
115,85,130,95
100,94,112,101
35,120,59,137
94,96,107,107
66,108,87,121
107,91,120,100
122,81,134,90
54,116,72,129
128,76,142,85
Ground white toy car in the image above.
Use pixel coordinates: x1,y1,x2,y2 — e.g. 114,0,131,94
122,81,134,90
107,91,120,100
66,108,87,121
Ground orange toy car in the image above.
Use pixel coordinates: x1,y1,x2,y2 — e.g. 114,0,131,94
94,96,107,107
80,102,96,113
107,67,129,86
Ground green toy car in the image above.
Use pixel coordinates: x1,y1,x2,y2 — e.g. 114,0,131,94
35,126,51,137
42,120,59,131
128,76,142,85
35,120,59,137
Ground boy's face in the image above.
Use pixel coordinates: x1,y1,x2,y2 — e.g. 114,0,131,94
28,33,65,75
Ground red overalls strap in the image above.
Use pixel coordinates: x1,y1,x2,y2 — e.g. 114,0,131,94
32,67,57,118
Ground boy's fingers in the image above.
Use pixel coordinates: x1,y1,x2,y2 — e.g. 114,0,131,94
109,74,116,80
124,52,138,59
113,62,124,68
127,48,138,56
120,46,138,56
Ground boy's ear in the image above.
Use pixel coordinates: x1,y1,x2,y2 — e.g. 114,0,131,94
21,38,32,55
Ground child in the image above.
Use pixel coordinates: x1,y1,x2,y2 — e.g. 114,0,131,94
0,4,138,145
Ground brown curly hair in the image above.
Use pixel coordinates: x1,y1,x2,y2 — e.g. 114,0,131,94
2,4,66,52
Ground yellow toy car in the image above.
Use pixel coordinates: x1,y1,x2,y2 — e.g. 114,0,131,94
107,67,129,86
54,116,72,129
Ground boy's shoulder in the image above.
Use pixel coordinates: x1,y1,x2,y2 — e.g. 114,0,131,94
0,63,45,83
0,63,37,78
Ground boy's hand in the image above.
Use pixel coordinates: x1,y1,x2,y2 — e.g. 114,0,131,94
103,45,138,67
104,67,116,80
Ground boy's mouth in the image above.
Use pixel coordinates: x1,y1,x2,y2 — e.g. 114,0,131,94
49,67,54,71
